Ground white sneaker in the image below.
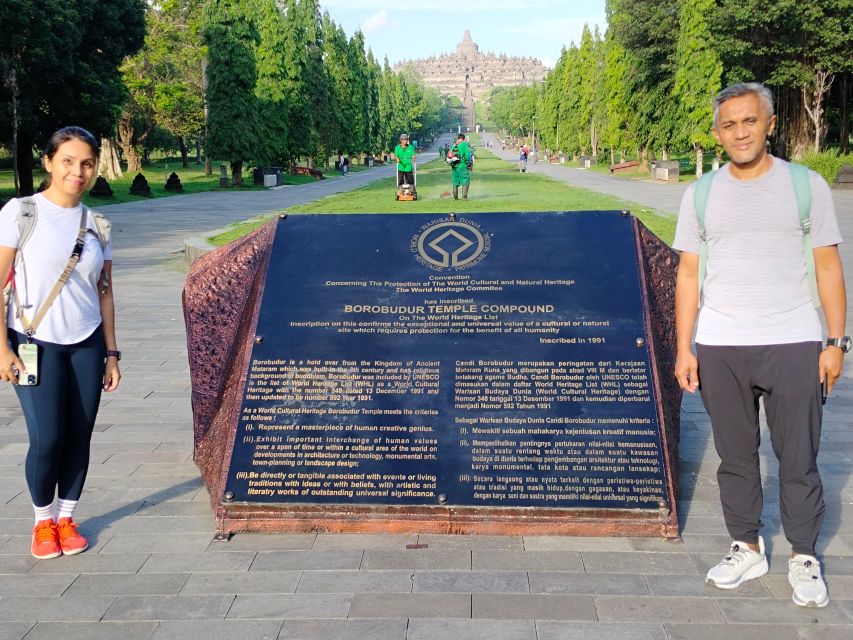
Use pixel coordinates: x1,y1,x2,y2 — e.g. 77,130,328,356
788,554,828,608
706,537,769,589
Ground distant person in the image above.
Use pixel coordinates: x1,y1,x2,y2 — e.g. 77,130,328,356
392,133,415,188
338,152,346,176
519,146,528,172
674,82,846,608
342,155,349,177
447,133,472,200
0,126,121,560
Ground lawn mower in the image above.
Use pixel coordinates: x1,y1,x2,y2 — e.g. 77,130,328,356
395,164,417,201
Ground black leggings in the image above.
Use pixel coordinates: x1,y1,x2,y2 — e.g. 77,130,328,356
11,326,105,507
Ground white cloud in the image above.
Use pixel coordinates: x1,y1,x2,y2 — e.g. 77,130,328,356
362,9,390,35
540,56,555,69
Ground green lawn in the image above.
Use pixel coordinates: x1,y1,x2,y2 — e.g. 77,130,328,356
0,157,322,206
207,214,278,246
284,146,677,244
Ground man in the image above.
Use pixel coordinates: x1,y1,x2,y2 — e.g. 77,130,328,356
673,82,846,608
449,133,472,199
392,133,415,188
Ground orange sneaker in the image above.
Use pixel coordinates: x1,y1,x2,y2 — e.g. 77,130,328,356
56,517,88,555
31,519,61,559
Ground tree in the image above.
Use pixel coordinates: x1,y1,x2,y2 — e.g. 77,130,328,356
601,33,636,164
489,85,537,138
558,45,584,155
0,0,145,194
377,59,397,151
118,6,160,176
606,0,680,159
117,1,205,172
280,0,330,166
301,2,332,166
116,101,153,175
347,31,370,155
98,138,123,180
831,72,850,154
252,0,290,166
1,62,21,193
203,0,261,186
365,51,383,153
151,0,206,168
321,14,353,156
672,0,722,176
713,0,852,157
539,49,568,152
576,25,605,156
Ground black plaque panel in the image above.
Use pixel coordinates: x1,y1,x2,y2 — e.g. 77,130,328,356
224,212,669,510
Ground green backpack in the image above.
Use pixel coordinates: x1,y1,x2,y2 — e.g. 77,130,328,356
693,163,819,308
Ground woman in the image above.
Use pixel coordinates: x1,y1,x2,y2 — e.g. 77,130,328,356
0,126,121,559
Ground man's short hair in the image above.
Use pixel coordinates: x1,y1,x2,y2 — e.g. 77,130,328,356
713,82,774,127
457,133,465,140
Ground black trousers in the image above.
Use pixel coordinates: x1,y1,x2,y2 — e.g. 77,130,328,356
697,342,824,555
398,171,414,186
11,326,105,507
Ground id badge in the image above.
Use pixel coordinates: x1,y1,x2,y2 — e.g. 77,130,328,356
17,343,39,386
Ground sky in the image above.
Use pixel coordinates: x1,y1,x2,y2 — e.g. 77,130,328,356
318,1,608,69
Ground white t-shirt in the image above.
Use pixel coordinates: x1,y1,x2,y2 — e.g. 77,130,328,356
0,194,113,344
673,158,842,346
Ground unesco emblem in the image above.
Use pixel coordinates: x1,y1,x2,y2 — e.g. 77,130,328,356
411,218,490,271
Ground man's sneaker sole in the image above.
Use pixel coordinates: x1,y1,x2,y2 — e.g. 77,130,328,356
788,574,829,608
706,557,769,589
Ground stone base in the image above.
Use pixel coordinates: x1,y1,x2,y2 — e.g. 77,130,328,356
214,503,680,539
185,214,681,541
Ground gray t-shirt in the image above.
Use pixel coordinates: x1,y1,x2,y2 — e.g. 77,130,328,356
673,157,841,346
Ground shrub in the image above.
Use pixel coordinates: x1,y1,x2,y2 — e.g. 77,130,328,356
799,149,851,185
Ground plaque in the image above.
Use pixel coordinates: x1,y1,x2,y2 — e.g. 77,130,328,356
185,211,681,538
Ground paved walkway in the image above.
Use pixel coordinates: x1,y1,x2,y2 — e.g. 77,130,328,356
0,135,851,640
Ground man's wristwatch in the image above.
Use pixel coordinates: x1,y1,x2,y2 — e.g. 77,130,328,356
825,337,851,353
105,350,122,361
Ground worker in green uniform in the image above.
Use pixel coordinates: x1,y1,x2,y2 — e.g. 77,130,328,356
392,133,415,188
448,133,472,200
